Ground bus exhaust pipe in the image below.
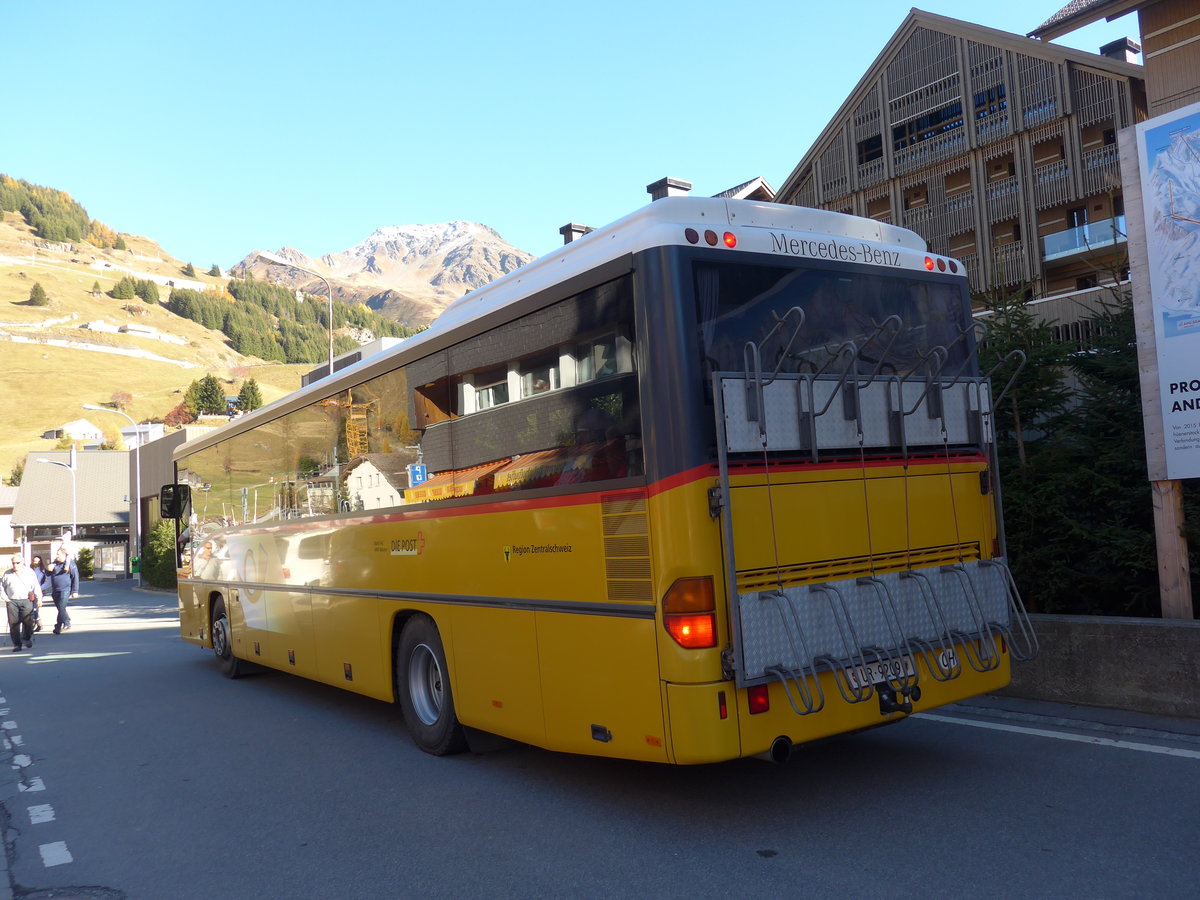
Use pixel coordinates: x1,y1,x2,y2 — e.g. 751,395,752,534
769,736,794,764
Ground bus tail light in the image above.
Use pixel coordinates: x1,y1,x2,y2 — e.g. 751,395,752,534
748,684,770,714
662,577,718,649
723,232,737,248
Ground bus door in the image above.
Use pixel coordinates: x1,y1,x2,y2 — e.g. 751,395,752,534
708,340,1036,716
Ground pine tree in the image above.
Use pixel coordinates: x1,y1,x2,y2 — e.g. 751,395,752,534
28,282,49,306
114,235,127,251
91,280,102,296
112,277,136,300
208,263,222,278
236,378,264,411
196,373,227,415
183,262,196,277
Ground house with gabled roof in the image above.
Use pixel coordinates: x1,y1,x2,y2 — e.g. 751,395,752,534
775,9,1146,300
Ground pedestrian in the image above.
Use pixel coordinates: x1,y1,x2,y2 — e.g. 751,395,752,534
46,547,79,635
1,554,43,651
30,554,50,632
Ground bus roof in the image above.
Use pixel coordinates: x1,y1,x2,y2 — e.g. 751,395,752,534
173,198,945,462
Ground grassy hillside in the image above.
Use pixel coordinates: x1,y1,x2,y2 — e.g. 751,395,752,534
0,211,309,479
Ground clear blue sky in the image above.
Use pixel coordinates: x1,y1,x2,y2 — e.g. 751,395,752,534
7,1,1138,267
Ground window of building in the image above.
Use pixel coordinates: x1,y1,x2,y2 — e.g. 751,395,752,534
520,357,559,397
576,335,618,383
856,135,883,165
474,367,510,411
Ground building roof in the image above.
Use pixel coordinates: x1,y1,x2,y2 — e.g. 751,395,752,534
777,7,1143,199
0,485,17,511
714,176,776,202
10,449,131,527
1030,0,1142,40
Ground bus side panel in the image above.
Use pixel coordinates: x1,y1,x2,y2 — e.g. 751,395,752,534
239,589,316,679
311,593,390,699
177,577,208,646
536,612,669,762
446,606,547,747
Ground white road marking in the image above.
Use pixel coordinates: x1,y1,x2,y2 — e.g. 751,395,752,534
27,805,54,824
918,712,1200,759
11,754,32,768
11,734,23,746
19,776,45,792
2,720,17,729
39,842,72,867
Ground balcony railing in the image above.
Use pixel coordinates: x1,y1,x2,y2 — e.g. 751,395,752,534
1033,159,1072,210
1041,215,1127,261
1081,144,1120,195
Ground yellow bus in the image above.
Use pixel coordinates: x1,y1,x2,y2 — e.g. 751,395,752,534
160,196,1036,764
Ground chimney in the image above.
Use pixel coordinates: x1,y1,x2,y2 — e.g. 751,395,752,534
646,177,693,201
1099,37,1141,64
559,222,595,245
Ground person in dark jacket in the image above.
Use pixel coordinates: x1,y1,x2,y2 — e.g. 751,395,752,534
46,548,78,634
30,555,49,632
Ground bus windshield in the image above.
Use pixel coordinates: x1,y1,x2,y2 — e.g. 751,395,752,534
695,262,972,378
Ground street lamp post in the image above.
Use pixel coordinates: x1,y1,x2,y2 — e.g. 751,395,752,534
255,250,335,379
84,404,142,585
36,455,76,552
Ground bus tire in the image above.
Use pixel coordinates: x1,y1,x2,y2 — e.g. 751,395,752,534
397,615,467,756
211,597,246,680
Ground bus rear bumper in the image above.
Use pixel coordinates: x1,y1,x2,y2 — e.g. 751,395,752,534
665,649,1012,764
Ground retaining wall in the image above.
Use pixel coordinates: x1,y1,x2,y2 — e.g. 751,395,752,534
997,614,1200,718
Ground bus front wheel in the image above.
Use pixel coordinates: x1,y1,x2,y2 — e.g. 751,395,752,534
211,597,246,679
397,615,467,756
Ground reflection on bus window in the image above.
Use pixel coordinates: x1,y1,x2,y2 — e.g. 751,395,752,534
696,263,970,378
576,335,617,383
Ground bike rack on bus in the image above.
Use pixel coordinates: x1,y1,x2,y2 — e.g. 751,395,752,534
711,311,1038,713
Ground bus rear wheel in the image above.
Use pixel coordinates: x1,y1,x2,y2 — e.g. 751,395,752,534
397,615,467,755
211,597,246,679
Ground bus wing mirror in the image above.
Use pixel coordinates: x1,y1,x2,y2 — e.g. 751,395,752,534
160,484,191,519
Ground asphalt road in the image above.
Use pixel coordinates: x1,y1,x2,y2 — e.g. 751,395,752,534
1,580,1197,899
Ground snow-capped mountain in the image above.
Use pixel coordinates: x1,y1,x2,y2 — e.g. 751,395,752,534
232,222,533,327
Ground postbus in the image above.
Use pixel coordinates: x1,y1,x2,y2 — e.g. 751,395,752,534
159,196,1036,764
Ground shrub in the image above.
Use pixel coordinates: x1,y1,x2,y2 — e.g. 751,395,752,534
142,520,178,590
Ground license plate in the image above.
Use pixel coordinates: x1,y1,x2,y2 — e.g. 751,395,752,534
845,656,916,689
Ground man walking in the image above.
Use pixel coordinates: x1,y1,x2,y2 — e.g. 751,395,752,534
47,547,78,634
1,554,43,651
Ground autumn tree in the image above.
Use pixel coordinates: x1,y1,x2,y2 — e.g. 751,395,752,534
111,390,132,411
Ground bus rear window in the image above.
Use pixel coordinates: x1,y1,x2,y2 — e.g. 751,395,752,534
695,262,971,378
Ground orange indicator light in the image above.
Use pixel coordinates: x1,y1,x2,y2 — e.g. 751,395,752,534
723,231,737,248
924,256,935,270
663,577,718,649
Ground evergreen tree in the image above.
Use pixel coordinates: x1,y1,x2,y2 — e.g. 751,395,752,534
236,377,264,411
112,276,136,300
182,379,202,417
141,520,178,589
196,373,227,415
183,262,197,277
208,263,222,277
28,282,49,306
91,280,102,296
6,461,22,486
114,235,127,251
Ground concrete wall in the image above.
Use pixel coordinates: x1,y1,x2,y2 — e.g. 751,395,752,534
998,614,1200,718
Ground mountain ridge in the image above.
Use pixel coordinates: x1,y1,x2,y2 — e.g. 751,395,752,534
232,221,533,328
